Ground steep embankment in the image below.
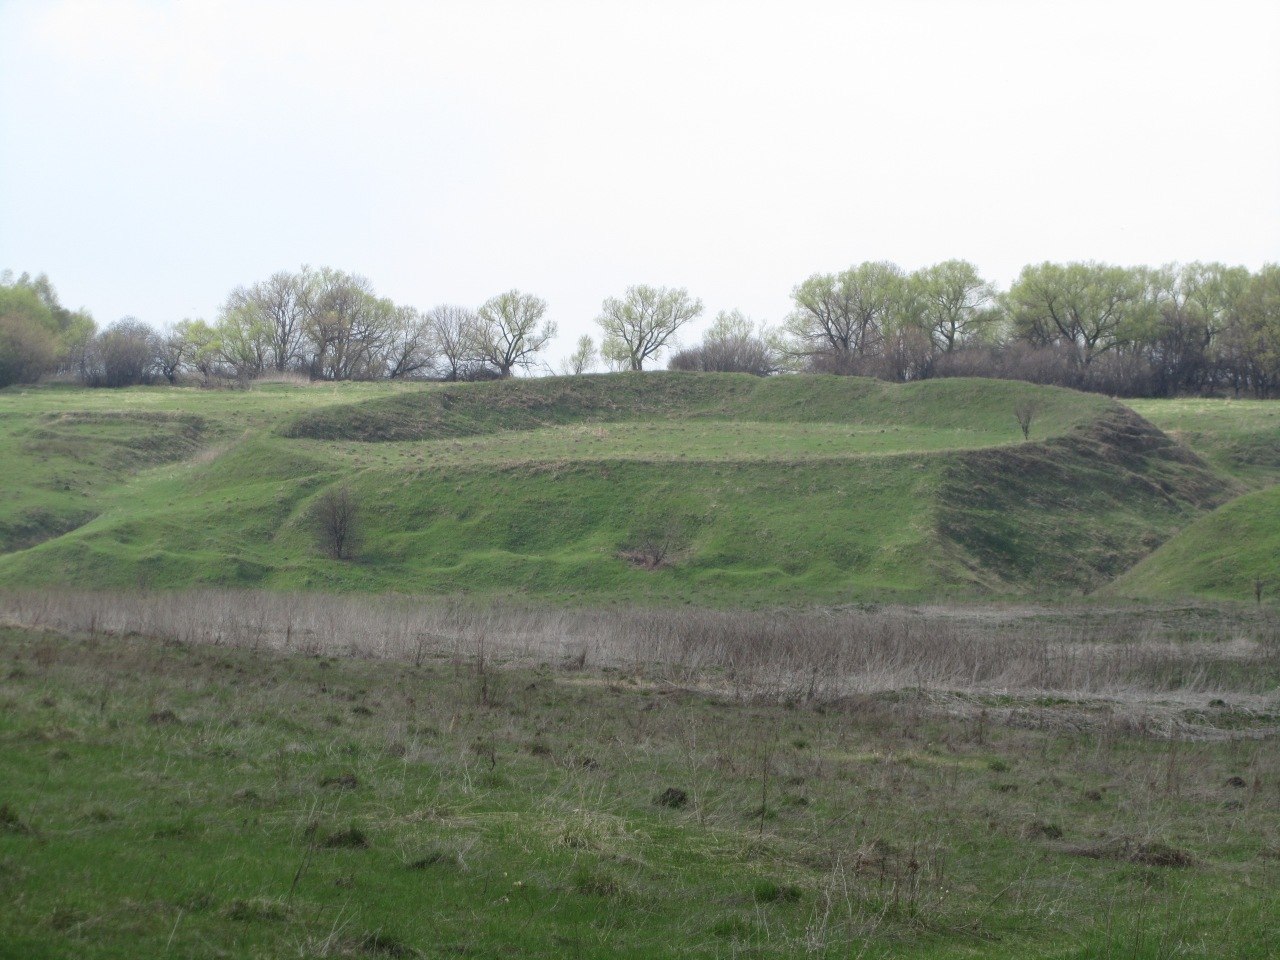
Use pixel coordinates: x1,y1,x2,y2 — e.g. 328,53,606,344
1108,484,1280,601
938,406,1234,590
0,374,1232,604
0,405,208,553
1103,398,1280,602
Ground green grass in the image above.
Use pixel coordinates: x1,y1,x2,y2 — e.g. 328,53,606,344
1,626,1276,958
1114,398,1280,602
280,372,1108,443
1126,397,1280,488
316,419,1023,467
0,380,426,556
0,374,1235,604
1108,484,1280,601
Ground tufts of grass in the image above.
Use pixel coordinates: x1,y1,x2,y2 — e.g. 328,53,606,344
0,625,1277,957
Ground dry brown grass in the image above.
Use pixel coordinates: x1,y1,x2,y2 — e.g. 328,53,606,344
3,589,1276,721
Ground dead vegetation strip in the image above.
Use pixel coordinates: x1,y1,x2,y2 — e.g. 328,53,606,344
1,588,1276,740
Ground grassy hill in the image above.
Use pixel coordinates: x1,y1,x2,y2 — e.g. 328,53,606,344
1107,399,1280,602
0,373,1234,604
1127,397,1280,489
1108,484,1280,601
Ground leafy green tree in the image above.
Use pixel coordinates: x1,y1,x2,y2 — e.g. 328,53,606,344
597,285,702,371
216,302,273,379
0,284,58,387
181,319,221,379
784,262,902,367
0,310,57,387
909,260,999,353
1006,262,1158,365
154,318,218,383
302,268,396,381
475,290,556,377
1234,264,1280,396
1179,263,1253,392
562,334,598,375
0,272,95,383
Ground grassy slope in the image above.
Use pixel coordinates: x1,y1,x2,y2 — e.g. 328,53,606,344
1112,399,1280,602
0,374,1229,604
1127,397,1280,489
0,405,206,551
1109,484,1280,600
2,627,1276,959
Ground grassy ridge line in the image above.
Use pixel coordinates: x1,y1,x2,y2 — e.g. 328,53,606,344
0,441,953,601
0,381,429,555
279,372,1109,443
0,401,1227,603
940,406,1236,589
0,408,209,553
1126,397,1280,489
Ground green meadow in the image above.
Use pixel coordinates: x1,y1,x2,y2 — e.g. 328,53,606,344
1,620,1277,960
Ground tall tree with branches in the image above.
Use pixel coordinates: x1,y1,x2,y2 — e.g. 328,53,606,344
597,285,702,371
474,290,556,378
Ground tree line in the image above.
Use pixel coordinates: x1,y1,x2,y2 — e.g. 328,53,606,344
1,260,1277,397
779,260,1280,399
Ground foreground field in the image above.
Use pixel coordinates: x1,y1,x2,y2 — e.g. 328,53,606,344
1,593,1277,958
0,374,1239,604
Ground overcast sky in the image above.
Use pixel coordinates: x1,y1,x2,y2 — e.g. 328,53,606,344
2,0,1277,367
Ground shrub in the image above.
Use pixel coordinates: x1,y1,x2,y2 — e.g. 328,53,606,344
312,484,363,560
0,312,57,387
82,318,160,387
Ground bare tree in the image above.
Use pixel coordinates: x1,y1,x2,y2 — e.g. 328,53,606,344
224,270,308,372
312,485,363,560
1013,397,1041,440
618,520,685,570
381,305,435,379
474,290,556,378
427,304,479,381
82,318,160,387
155,324,192,384
597,285,702,371
668,310,780,375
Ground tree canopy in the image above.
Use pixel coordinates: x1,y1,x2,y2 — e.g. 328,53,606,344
597,285,702,371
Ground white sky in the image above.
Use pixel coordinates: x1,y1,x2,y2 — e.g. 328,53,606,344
2,0,1278,367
